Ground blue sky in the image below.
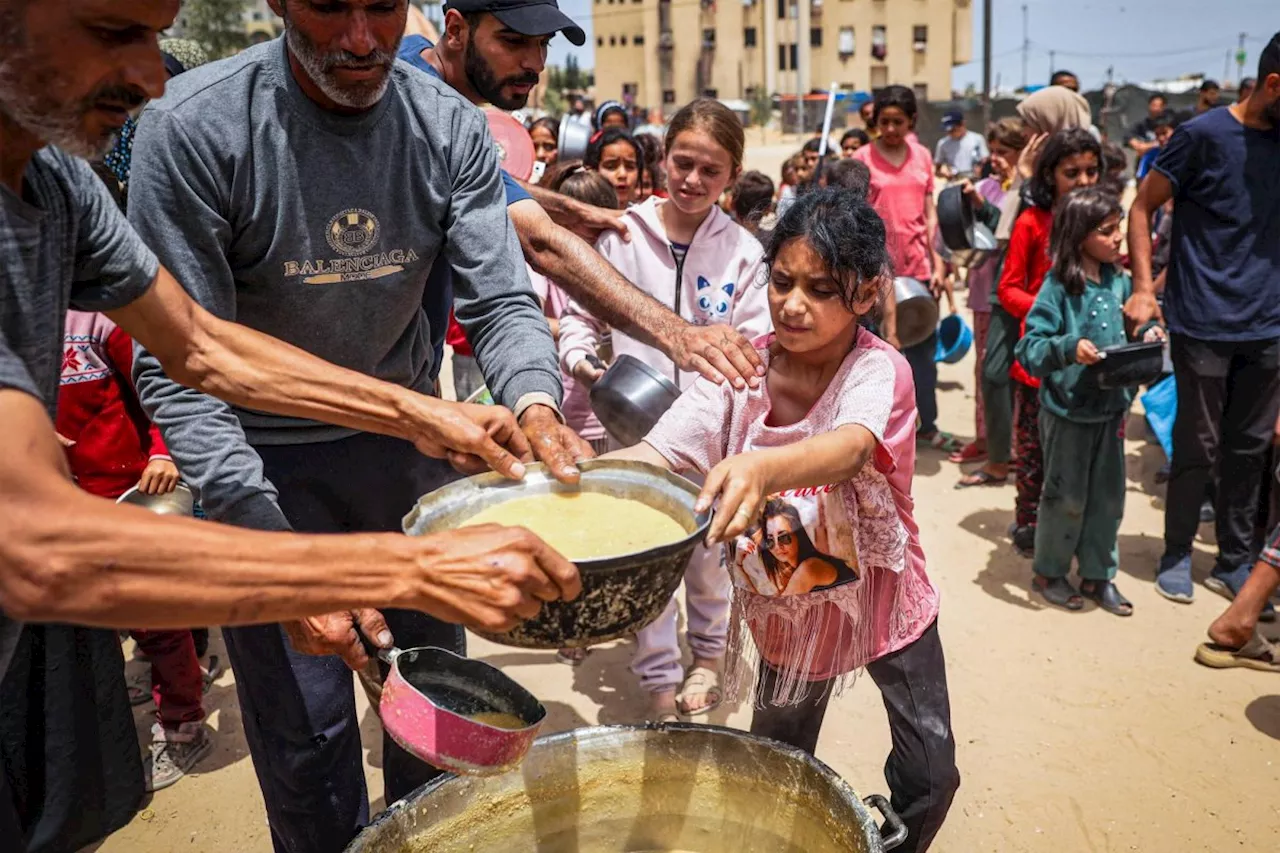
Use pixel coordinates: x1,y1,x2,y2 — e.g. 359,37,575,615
547,0,1278,92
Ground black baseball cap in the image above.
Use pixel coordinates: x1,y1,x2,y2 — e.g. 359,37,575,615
445,0,587,46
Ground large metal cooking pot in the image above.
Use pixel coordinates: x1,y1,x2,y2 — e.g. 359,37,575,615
590,354,682,446
403,460,711,649
892,277,940,349
345,723,906,853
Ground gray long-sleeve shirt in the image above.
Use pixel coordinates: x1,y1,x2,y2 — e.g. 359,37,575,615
131,39,560,529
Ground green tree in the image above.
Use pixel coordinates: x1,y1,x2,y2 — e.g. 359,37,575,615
184,0,250,59
564,54,582,92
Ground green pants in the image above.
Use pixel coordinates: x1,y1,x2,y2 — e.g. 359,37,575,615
981,306,1018,465
1034,410,1127,580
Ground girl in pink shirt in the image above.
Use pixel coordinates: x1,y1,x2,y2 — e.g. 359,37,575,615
609,189,958,851
855,86,960,456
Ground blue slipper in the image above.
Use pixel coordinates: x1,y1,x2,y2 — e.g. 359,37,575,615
1205,564,1277,622
1155,552,1194,603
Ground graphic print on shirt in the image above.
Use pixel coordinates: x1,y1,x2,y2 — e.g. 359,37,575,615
60,334,110,386
728,486,860,596
694,276,735,324
281,208,421,285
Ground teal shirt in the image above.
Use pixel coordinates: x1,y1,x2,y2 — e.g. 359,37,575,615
1015,265,1136,422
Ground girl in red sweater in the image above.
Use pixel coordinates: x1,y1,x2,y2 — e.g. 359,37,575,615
58,311,212,791
999,129,1102,557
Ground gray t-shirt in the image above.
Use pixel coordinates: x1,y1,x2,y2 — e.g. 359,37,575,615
0,147,159,675
934,130,989,176
130,39,561,530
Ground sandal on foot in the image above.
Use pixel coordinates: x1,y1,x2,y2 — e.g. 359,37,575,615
956,469,1008,489
949,442,988,464
1031,577,1084,611
127,671,152,706
918,431,965,454
1194,632,1280,673
1080,580,1133,617
555,647,590,666
675,666,723,717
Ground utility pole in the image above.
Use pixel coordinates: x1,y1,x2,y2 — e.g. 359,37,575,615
982,0,993,126
1049,50,1056,82
1021,4,1029,91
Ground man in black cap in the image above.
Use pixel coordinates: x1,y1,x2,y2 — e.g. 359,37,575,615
399,1,766,392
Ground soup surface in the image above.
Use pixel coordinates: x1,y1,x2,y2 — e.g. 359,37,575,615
460,492,687,560
468,711,529,730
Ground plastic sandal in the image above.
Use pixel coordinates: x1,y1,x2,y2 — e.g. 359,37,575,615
1194,632,1280,673
675,666,723,717
1031,576,1084,610
1079,580,1133,617
956,469,1008,489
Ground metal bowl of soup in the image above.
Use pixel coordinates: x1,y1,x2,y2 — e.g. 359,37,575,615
403,460,711,649
344,723,906,853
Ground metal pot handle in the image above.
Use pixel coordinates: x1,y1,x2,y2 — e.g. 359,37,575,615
864,793,908,851
353,623,399,666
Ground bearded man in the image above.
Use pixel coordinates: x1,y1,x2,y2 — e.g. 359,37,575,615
125,1,585,849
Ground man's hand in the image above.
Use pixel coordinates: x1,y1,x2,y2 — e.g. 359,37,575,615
137,458,180,495
284,608,393,671
669,323,764,390
1123,291,1161,332
576,205,630,244
696,453,775,544
402,396,530,480
1076,338,1103,366
960,179,982,210
410,524,582,633
519,404,593,484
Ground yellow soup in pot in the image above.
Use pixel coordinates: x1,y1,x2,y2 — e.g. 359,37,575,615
460,492,688,561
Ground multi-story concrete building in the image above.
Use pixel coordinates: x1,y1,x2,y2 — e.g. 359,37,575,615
592,0,973,114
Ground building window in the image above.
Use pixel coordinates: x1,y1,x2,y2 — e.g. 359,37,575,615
776,0,785,19
745,27,757,48
778,44,788,71
620,35,627,45
663,89,677,104
810,27,822,48
634,34,645,45
913,83,929,101
913,25,928,52
609,35,616,46
597,36,604,47
702,28,716,45
790,43,798,69
703,88,718,98
838,26,854,56
872,25,887,60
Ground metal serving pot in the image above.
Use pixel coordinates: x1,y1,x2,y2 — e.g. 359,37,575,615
589,354,682,447
360,641,545,777
558,114,592,161
344,723,907,853
403,460,711,649
116,482,195,516
892,277,941,349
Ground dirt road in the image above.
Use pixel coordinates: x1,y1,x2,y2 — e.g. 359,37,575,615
100,345,1280,853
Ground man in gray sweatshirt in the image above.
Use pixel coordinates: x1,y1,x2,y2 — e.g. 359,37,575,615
128,4,580,850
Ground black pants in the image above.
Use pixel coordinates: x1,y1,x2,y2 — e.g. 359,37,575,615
1166,335,1280,570
222,432,465,853
750,621,959,853
904,333,940,436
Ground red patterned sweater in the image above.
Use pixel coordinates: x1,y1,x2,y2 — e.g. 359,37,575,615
57,311,169,499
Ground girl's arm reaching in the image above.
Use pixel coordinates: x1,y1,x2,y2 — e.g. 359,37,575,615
696,424,878,543
601,442,673,470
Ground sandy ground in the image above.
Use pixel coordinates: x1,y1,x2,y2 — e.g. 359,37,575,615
95,328,1280,853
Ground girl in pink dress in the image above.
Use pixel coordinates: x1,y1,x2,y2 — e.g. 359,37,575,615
608,189,958,853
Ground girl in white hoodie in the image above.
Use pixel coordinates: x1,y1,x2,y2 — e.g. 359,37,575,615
560,99,773,721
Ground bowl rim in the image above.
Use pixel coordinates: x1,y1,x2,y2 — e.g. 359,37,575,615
402,459,713,570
